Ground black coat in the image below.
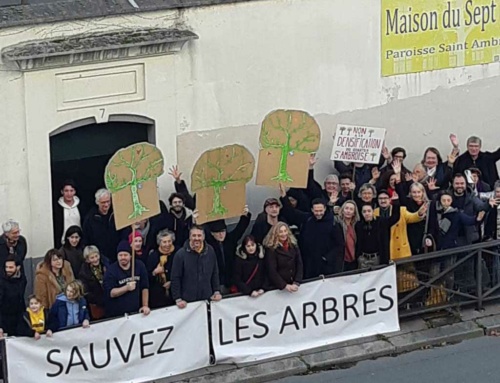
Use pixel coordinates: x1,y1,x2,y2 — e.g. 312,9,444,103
233,245,266,295
0,235,27,269
170,241,220,302
78,257,110,307
174,180,196,211
52,199,84,248
484,206,499,240
59,246,85,277
82,207,119,262
265,244,303,290
0,271,27,333
251,214,287,245
206,214,251,288
355,202,401,265
279,196,344,278
154,208,192,249
146,249,177,308
454,149,500,189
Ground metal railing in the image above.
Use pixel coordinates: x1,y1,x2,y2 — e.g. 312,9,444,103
395,240,500,318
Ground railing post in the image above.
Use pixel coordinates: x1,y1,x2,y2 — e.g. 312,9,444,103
1,338,7,383
477,249,483,311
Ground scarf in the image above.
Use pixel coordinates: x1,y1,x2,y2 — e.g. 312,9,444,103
280,240,289,251
91,264,104,285
157,246,175,285
344,224,356,262
27,308,46,334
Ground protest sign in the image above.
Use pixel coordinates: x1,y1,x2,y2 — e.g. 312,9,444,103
330,125,386,164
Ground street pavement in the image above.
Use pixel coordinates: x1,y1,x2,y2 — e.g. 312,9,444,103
272,336,500,383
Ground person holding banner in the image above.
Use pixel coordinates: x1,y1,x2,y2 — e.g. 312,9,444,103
263,222,303,292
103,241,150,318
171,225,221,308
233,235,266,296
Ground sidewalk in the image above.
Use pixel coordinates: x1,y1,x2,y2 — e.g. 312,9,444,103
155,302,500,383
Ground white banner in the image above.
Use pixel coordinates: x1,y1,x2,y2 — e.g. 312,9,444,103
6,302,210,383
330,124,386,164
211,265,399,363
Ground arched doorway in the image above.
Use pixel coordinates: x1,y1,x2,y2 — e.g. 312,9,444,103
49,117,154,245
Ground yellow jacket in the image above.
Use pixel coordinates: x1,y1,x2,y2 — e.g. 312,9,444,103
374,206,423,260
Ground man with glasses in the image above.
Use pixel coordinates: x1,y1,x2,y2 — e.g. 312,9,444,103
381,147,412,177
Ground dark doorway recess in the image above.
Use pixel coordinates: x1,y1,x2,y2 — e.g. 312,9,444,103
50,121,151,245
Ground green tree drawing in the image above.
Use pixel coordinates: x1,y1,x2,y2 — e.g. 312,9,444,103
105,143,164,220
191,145,254,217
260,110,320,182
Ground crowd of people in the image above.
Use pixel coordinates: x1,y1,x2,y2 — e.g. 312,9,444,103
0,133,499,340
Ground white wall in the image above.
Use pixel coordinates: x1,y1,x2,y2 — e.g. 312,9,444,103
0,0,499,256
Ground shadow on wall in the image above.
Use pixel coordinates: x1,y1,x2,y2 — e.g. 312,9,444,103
177,75,500,208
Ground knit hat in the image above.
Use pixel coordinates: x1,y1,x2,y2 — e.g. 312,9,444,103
116,240,131,255
128,230,142,244
208,220,227,233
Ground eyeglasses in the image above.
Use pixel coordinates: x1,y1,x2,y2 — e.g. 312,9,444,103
393,155,405,159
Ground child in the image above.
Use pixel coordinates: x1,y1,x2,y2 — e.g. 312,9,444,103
233,235,266,297
49,280,90,332
17,295,52,340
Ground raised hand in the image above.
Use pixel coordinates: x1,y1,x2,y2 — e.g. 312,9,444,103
405,172,413,182
192,209,200,224
427,177,439,191
447,148,459,165
243,205,250,216
278,182,287,198
168,165,182,183
382,145,391,161
309,154,317,169
449,133,459,149
392,158,402,174
391,191,399,200
371,167,381,180
418,202,428,217
329,189,339,205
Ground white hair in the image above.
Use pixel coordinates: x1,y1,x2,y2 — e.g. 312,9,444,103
2,219,19,234
157,229,176,245
95,188,111,204
83,245,100,260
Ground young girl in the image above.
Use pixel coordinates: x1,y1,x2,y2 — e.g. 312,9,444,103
233,235,266,297
49,280,90,332
18,295,52,340
60,225,85,277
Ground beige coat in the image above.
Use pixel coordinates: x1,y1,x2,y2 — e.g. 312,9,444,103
34,260,74,309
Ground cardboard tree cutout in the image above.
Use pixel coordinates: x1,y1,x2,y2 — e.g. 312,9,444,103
191,144,255,225
256,109,320,187
105,142,165,231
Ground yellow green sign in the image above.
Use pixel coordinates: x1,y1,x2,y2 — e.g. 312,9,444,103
382,0,500,76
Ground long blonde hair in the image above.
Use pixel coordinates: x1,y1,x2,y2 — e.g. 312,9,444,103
409,182,429,203
263,222,297,249
338,200,360,225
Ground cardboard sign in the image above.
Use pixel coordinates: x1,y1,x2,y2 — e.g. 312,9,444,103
105,142,165,230
256,110,320,188
191,144,255,225
330,125,386,164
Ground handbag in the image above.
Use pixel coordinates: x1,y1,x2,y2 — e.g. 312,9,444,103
230,264,260,294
